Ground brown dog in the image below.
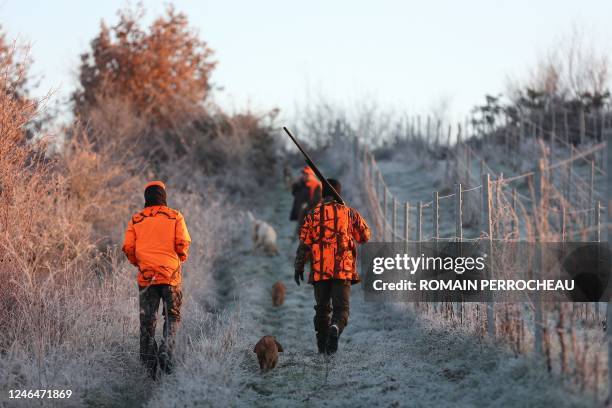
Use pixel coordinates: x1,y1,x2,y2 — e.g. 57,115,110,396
271,281,286,306
253,336,283,371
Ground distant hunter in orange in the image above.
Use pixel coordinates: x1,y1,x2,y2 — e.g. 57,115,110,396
122,181,191,378
290,166,322,235
294,178,371,355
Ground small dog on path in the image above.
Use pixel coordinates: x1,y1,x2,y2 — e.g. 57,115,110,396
271,281,286,306
253,336,284,372
246,211,279,255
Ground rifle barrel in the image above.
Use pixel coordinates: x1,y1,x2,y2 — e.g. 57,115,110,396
283,127,345,205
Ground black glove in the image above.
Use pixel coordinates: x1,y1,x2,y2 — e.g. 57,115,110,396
294,269,304,286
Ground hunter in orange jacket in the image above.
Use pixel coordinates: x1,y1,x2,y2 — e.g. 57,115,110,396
122,181,191,378
295,187,370,284
294,178,370,355
301,166,322,203
122,181,191,287
290,166,322,222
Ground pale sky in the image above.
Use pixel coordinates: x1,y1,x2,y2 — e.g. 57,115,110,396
2,0,612,122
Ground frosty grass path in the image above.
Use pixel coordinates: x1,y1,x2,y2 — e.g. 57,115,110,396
230,180,592,408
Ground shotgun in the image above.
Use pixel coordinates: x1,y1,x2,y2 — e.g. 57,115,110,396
283,126,345,205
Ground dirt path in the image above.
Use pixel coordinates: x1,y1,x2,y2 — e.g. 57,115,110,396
228,181,592,407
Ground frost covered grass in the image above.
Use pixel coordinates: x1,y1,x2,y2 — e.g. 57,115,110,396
145,192,247,407
311,125,603,404
0,178,246,407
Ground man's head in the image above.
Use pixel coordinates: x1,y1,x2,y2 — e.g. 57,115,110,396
144,181,167,207
323,178,341,199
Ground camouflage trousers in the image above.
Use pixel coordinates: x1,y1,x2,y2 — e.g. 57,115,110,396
138,284,182,377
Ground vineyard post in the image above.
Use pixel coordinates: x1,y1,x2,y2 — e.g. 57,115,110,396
580,107,585,145
375,170,380,199
455,125,461,181
589,160,595,226
600,110,605,142
518,110,524,155
512,188,519,239
404,202,410,242
595,200,601,242
563,108,569,144
433,191,439,241
498,175,506,239
444,128,451,183
480,161,485,215
457,181,465,323
383,185,388,241
566,147,573,204
561,206,566,242
594,200,601,323
533,159,545,356
465,144,471,186
455,184,462,241
392,197,397,243
482,173,495,337
416,201,423,242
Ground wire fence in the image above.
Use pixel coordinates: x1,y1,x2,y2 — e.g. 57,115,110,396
351,125,609,400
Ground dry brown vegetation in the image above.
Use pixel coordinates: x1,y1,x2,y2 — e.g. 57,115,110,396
74,5,216,128
0,4,278,405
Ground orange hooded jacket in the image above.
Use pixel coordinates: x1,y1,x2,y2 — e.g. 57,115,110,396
122,205,191,287
299,198,371,283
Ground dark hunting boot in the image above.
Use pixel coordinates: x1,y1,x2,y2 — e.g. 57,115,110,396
158,341,174,375
142,339,159,380
316,332,327,354
326,324,339,355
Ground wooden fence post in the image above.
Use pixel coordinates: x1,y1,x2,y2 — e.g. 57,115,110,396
566,147,573,204
580,107,586,145
433,191,439,241
383,185,388,241
512,188,519,239
594,200,601,323
455,184,462,241
533,159,545,356
561,206,566,242
595,200,601,243
404,202,410,242
465,144,471,186
416,201,423,242
482,174,495,337
392,197,397,242
589,160,595,226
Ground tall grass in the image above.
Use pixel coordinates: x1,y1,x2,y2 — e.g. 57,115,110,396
0,38,259,406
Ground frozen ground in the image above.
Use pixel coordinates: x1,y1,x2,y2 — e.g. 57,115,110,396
225,179,594,407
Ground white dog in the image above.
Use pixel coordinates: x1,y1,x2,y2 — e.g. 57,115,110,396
246,211,279,255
